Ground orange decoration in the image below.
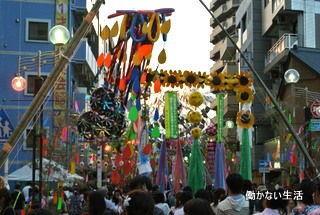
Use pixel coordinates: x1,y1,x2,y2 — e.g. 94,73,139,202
111,170,121,185
154,78,161,93
97,53,105,68
53,192,58,204
137,44,153,59
119,78,126,91
104,52,112,68
143,143,152,155
140,72,147,84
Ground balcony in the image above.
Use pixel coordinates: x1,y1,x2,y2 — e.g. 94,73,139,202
222,62,238,74
212,0,240,25
265,33,298,66
210,16,236,44
210,0,225,12
73,38,98,76
210,59,224,73
210,40,223,61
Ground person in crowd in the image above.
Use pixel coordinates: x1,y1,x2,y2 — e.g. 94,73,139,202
254,185,268,213
0,177,9,191
123,189,155,215
88,190,107,215
194,188,212,203
69,189,82,215
210,188,226,214
128,176,164,215
22,182,33,203
292,179,320,214
216,173,249,215
243,180,255,215
111,189,123,206
254,189,287,215
286,199,297,215
173,190,193,215
152,190,170,215
28,208,53,215
184,198,215,215
304,182,320,215
0,188,14,215
10,183,25,214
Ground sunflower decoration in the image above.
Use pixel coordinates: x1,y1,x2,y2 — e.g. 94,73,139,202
237,71,253,89
162,70,182,88
183,71,199,88
224,74,239,91
236,110,255,128
236,87,254,104
197,72,209,88
207,71,226,91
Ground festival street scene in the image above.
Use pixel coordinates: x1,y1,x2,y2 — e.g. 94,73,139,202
0,0,320,214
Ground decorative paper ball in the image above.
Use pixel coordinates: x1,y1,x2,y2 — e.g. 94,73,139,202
205,124,217,136
190,127,202,139
187,110,202,124
188,91,204,107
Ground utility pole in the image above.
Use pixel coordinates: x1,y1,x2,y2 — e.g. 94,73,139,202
0,0,105,168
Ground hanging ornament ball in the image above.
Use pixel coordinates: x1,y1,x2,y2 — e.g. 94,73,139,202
188,91,204,107
190,127,202,139
187,110,202,124
90,87,116,115
205,124,217,136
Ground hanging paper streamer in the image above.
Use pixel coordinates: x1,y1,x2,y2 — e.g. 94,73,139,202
57,196,62,210
187,138,205,194
137,122,152,175
240,128,252,181
164,92,178,139
70,161,76,174
214,143,226,189
174,140,187,193
207,140,216,179
217,94,224,143
156,140,168,192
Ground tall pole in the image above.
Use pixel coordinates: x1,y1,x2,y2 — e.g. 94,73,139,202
198,0,320,178
0,0,105,168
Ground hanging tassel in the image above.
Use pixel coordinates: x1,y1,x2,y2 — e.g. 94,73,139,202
240,128,252,181
156,140,168,192
174,140,187,193
187,138,205,194
214,143,226,190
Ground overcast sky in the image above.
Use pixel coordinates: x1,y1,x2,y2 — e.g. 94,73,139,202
101,0,213,72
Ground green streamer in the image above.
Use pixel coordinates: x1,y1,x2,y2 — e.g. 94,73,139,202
217,94,224,143
57,196,62,210
240,128,252,181
164,92,178,138
187,138,205,194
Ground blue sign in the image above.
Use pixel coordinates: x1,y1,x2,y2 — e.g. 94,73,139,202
310,119,320,132
259,160,270,173
0,109,14,142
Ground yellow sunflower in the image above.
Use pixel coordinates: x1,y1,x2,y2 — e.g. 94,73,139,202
237,71,253,88
236,110,255,128
207,71,226,91
182,71,199,88
224,74,239,91
236,87,254,104
163,70,182,88
197,72,209,88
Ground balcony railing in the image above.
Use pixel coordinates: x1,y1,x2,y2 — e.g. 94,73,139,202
265,33,298,65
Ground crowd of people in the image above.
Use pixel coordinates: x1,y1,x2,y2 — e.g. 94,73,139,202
1,173,320,215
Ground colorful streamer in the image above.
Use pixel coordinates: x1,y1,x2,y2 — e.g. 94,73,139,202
214,143,226,189
187,138,205,194
217,94,224,143
156,140,168,192
174,140,187,193
240,128,252,181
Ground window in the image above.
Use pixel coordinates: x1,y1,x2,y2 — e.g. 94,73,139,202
26,19,51,42
24,73,48,96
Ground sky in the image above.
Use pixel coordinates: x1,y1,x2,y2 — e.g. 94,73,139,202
101,0,213,72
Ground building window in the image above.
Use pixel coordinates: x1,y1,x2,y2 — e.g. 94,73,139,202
24,73,48,96
26,19,51,42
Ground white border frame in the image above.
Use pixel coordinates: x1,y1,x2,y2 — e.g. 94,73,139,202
25,18,51,43
24,71,49,96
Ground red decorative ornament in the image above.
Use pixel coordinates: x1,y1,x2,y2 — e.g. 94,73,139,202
111,170,121,185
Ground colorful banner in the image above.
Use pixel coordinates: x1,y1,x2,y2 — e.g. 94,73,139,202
164,92,178,139
217,94,224,143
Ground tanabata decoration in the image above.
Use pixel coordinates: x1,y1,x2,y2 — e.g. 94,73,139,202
206,124,217,179
164,92,178,139
187,110,202,124
188,91,204,107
